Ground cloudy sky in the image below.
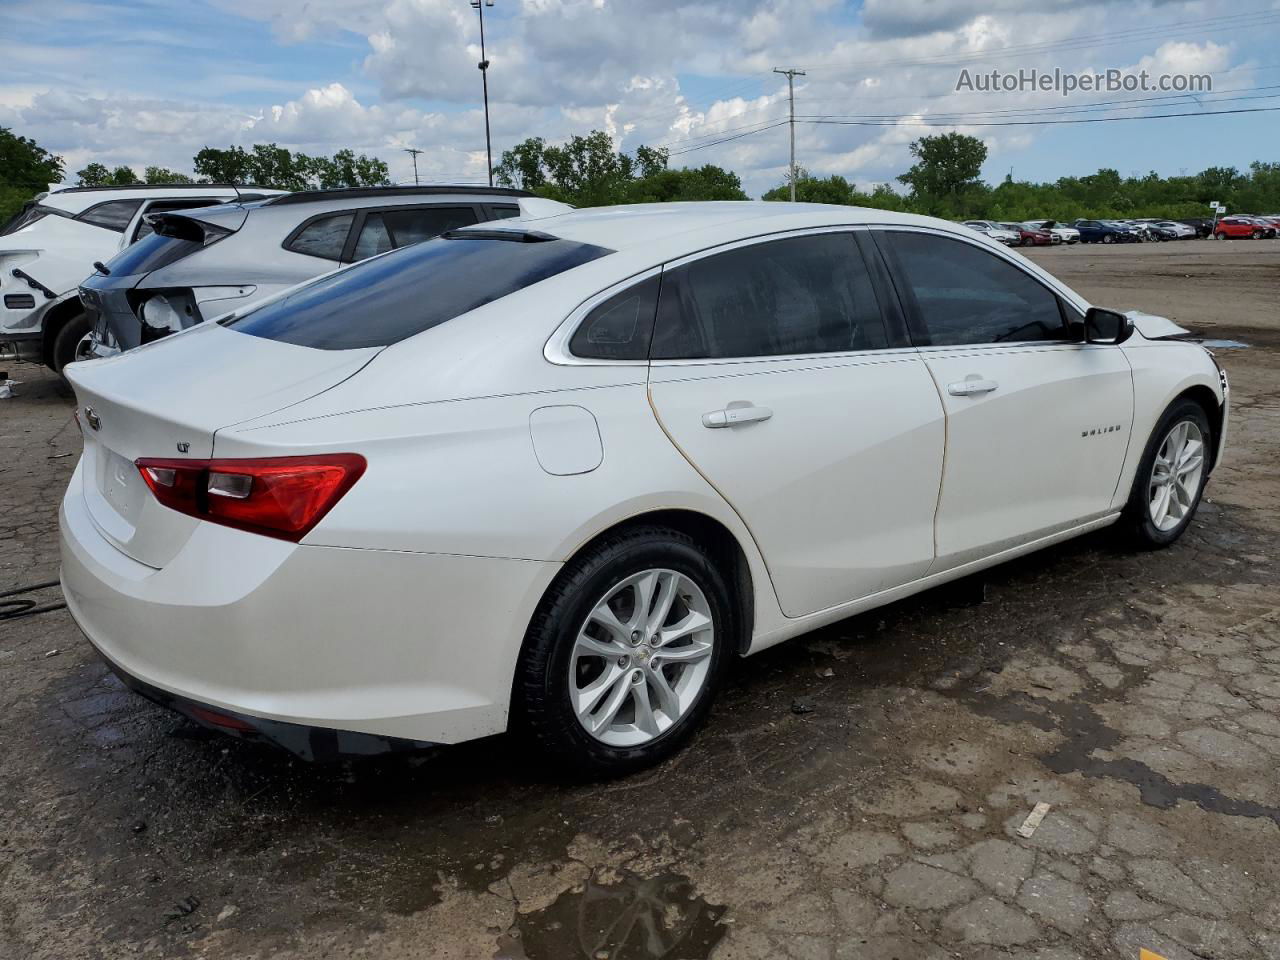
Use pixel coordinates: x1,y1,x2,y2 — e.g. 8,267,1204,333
3,0,1280,196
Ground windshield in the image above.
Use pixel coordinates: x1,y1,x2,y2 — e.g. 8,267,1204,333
226,231,613,350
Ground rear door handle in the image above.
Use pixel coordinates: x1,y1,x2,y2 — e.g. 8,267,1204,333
702,403,774,428
947,378,999,397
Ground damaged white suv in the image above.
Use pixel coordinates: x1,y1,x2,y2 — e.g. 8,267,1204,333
0,183,281,374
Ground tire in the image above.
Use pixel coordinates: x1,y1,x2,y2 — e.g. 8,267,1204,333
1102,234,1115,244
51,309,93,376
1120,398,1213,549
1215,232,1227,241
1252,230,1263,239
514,525,733,777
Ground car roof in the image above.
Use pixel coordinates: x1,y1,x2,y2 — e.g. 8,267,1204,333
260,185,532,207
509,201,956,255
39,184,283,215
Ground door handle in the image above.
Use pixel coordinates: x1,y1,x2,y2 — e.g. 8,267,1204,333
947,378,999,397
702,403,774,428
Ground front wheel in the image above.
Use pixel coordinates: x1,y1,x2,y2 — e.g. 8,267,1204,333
1121,399,1213,549
1102,234,1115,244
514,526,732,777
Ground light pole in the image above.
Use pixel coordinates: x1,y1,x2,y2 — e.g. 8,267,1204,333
471,0,495,186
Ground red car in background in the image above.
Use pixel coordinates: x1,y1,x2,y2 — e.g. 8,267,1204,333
999,222,1053,246
1214,216,1268,239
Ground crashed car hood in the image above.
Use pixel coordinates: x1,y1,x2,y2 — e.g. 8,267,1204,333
1126,311,1190,340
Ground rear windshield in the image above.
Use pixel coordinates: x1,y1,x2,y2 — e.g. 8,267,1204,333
102,231,204,277
224,232,612,350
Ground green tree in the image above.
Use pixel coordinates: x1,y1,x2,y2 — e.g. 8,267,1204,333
495,131,740,206
76,163,140,186
0,127,65,223
144,165,193,184
193,143,389,190
896,133,988,212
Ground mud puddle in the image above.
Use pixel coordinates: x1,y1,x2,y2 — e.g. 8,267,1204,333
497,870,726,960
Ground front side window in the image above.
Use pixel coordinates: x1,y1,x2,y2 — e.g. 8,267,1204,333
285,213,355,260
78,199,143,232
650,233,889,360
227,232,612,350
885,231,1066,346
352,213,393,260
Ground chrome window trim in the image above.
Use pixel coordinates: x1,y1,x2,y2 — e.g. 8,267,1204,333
544,224,880,367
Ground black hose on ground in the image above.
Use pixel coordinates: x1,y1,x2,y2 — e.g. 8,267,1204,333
0,580,66,621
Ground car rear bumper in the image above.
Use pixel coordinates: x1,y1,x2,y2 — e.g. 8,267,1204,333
59,460,560,752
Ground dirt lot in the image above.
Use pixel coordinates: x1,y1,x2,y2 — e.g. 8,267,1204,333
2,239,1279,960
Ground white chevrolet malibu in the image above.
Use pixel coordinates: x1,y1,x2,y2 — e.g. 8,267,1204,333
60,202,1228,774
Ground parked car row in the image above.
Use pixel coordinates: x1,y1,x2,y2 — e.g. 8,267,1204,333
0,182,570,374
962,214,1280,245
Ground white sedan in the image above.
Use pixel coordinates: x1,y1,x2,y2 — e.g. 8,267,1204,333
60,202,1228,775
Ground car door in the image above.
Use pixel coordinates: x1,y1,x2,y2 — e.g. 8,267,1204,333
645,229,945,618
876,228,1133,573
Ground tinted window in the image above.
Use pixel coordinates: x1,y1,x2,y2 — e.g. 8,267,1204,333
887,232,1066,346
569,275,660,360
489,206,521,220
286,213,355,260
227,233,612,350
650,233,888,360
78,199,143,232
382,206,479,246
353,213,393,260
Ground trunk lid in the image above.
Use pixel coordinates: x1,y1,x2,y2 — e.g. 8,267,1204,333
66,322,379,568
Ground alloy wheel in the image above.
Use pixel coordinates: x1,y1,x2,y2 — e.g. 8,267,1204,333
73,333,96,364
1148,420,1206,532
569,568,714,748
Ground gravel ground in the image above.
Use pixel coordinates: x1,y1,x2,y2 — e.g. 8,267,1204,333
2,239,1279,960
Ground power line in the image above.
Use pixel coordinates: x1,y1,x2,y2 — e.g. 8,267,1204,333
666,120,789,156
798,104,1280,128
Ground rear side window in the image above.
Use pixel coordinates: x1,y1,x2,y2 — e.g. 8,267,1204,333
227,233,613,350
488,206,520,220
885,231,1066,346
133,199,220,241
569,275,661,360
285,213,355,260
78,199,143,232
650,233,889,360
382,206,478,246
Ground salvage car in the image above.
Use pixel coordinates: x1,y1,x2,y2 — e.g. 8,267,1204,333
1071,219,1140,243
1214,216,1268,239
60,202,1228,774
961,220,1019,245
0,184,282,373
999,222,1052,247
83,186,571,357
1022,220,1080,244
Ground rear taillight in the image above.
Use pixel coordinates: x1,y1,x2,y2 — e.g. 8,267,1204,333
136,454,366,542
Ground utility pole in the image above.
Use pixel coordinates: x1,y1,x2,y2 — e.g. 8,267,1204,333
774,67,806,202
472,0,495,186
403,147,423,185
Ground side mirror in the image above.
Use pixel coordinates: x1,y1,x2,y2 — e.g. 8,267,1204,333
1084,307,1134,345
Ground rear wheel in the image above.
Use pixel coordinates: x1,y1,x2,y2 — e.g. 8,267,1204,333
51,310,93,376
515,526,732,777
1121,398,1212,549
